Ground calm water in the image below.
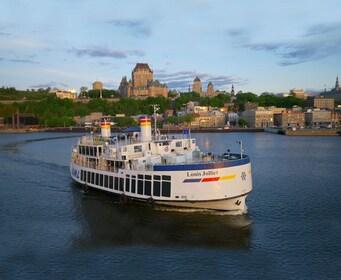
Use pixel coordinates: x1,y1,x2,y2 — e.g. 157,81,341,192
0,132,340,280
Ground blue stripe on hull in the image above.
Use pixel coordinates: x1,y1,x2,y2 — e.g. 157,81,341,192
153,156,250,171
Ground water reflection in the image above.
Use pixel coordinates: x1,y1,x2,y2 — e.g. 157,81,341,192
71,183,252,250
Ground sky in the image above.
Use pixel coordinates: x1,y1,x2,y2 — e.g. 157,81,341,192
1,0,341,95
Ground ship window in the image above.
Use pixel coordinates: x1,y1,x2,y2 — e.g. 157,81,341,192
94,148,97,157
134,145,142,153
145,175,151,180
81,170,84,181
86,171,91,183
162,175,171,181
86,146,90,155
119,178,124,191
104,175,109,188
153,175,161,180
91,172,95,184
138,176,144,195
131,177,136,193
145,180,151,196
109,176,113,189
125,175,130,192
162,181,171,197
114,177,119,190
96,173,99,185
100,174,103,187
90,147,94,156
153,181,160,196
98,147,102,154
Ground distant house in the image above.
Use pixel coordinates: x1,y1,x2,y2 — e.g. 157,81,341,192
51,88,77,99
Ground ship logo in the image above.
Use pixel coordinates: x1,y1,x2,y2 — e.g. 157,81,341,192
241,172,246,181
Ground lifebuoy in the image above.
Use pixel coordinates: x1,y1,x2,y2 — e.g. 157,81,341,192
164,146,169,152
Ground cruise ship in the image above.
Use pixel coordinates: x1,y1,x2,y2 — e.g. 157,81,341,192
70,116,252,212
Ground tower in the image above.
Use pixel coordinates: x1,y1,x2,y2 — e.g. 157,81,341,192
207,81,214,97
231,85,235,96
193,77,202,94
335,76,340,91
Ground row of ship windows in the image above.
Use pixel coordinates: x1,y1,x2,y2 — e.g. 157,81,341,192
80,170,171,198
79,145,102,157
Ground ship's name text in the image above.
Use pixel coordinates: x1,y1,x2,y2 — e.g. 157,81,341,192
187,170,218,177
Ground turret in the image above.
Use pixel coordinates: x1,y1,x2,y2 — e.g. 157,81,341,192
140,116,152,142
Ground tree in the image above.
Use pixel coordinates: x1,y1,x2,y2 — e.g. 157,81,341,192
238,119,248,127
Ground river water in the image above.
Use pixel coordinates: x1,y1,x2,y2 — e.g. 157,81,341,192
0,132,340,279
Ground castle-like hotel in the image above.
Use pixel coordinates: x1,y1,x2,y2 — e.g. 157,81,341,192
118,63,168,99
118,63,229,99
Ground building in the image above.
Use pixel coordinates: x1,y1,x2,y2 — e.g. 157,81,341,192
306,96,335,110
118,63,168,99
192,77,220,98
190,111,225,128
192,77,202,94
319,76,341,101
290,88,306,99
274,110,305,128
305,110,332,127
243,102,259,111
7,113,38,129
242,108,274,128
92,80,103,91
51,88,77,99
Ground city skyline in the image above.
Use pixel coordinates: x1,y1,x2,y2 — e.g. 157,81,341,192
1,0,341,95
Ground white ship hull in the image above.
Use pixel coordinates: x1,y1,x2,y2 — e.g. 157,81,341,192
70,159,252,212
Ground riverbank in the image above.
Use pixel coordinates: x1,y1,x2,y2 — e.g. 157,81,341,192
264,127,341,136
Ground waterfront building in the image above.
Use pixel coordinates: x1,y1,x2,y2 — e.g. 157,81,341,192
242,107,274,128
306,96,335,110
274,110,305,128
305,110,332,127
7,113,38,129
118,63,168,99
190,110,225,128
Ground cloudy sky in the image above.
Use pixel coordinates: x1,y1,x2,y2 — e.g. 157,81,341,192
1,0,340,94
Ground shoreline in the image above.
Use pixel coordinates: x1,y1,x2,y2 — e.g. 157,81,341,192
0,127,340,136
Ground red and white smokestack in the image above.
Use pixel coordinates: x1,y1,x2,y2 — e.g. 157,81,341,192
100,119,111,138
140,116,152,142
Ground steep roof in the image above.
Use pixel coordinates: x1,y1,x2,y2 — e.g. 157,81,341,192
194,77,201,82
134,63,152,72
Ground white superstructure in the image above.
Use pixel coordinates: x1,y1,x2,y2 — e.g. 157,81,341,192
70,116,253,212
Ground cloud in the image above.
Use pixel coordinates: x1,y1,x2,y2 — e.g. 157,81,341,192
304,22,341,37
71,48,144,59
226,23,341,66
9,59,39,64
155,70,247,91
106,19,151,37
30,82,69,89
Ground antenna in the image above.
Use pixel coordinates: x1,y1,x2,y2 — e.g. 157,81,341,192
150,104,160,139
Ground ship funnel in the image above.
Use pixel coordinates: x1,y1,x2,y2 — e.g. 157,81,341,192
100,118,111,138
140,116,152,142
